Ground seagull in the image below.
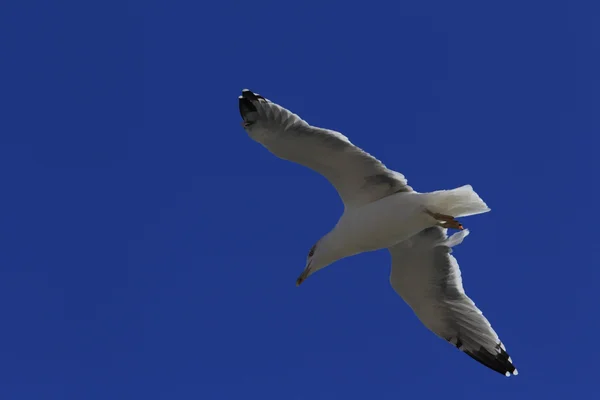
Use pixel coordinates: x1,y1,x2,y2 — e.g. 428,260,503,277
238,89,518,377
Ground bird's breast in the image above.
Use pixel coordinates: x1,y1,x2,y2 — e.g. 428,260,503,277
335,193,431,253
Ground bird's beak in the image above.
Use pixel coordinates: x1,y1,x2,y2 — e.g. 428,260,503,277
296,266,311,287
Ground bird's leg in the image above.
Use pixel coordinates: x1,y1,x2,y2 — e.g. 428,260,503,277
426,210,464,230
438,220,464,230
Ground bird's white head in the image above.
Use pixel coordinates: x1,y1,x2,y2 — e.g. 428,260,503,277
296,237,340,286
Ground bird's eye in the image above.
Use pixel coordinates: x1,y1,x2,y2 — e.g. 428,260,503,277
308,244,316,257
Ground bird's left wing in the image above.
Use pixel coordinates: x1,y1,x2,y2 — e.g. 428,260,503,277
388,226,518,376
239,89,411,209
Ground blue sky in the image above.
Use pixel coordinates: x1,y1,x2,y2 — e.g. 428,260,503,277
1,0,598,399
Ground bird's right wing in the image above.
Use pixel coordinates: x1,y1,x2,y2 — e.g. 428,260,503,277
388,226,518,376
239,89,412,209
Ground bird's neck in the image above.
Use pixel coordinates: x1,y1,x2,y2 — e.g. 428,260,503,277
314,229,355,270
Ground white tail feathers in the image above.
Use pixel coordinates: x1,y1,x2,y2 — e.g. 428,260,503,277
422,185,490,218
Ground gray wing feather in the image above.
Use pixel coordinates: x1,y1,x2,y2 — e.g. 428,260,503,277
388,226,518,376
239,90,411,208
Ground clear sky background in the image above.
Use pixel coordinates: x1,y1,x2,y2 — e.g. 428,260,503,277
1,1,598,399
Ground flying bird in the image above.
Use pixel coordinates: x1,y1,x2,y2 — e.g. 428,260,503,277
238,89,518,377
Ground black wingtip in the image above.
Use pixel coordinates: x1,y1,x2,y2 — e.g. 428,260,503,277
241,89,266,101
238,96,257,120
463,345,518,377
448,337,517,376
239,89,267,122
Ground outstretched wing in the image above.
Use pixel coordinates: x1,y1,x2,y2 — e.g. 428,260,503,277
388,227,518,376
239,89,411,209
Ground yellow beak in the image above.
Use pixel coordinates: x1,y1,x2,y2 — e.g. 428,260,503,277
296,269,310,287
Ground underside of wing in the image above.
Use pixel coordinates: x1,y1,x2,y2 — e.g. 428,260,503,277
388,227,518,376
239,89,412,208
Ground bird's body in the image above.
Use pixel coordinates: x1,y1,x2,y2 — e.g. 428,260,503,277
238,89,518,377
329,191,432,254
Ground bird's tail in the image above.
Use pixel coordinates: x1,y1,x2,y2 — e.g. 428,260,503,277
422,185,490,218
